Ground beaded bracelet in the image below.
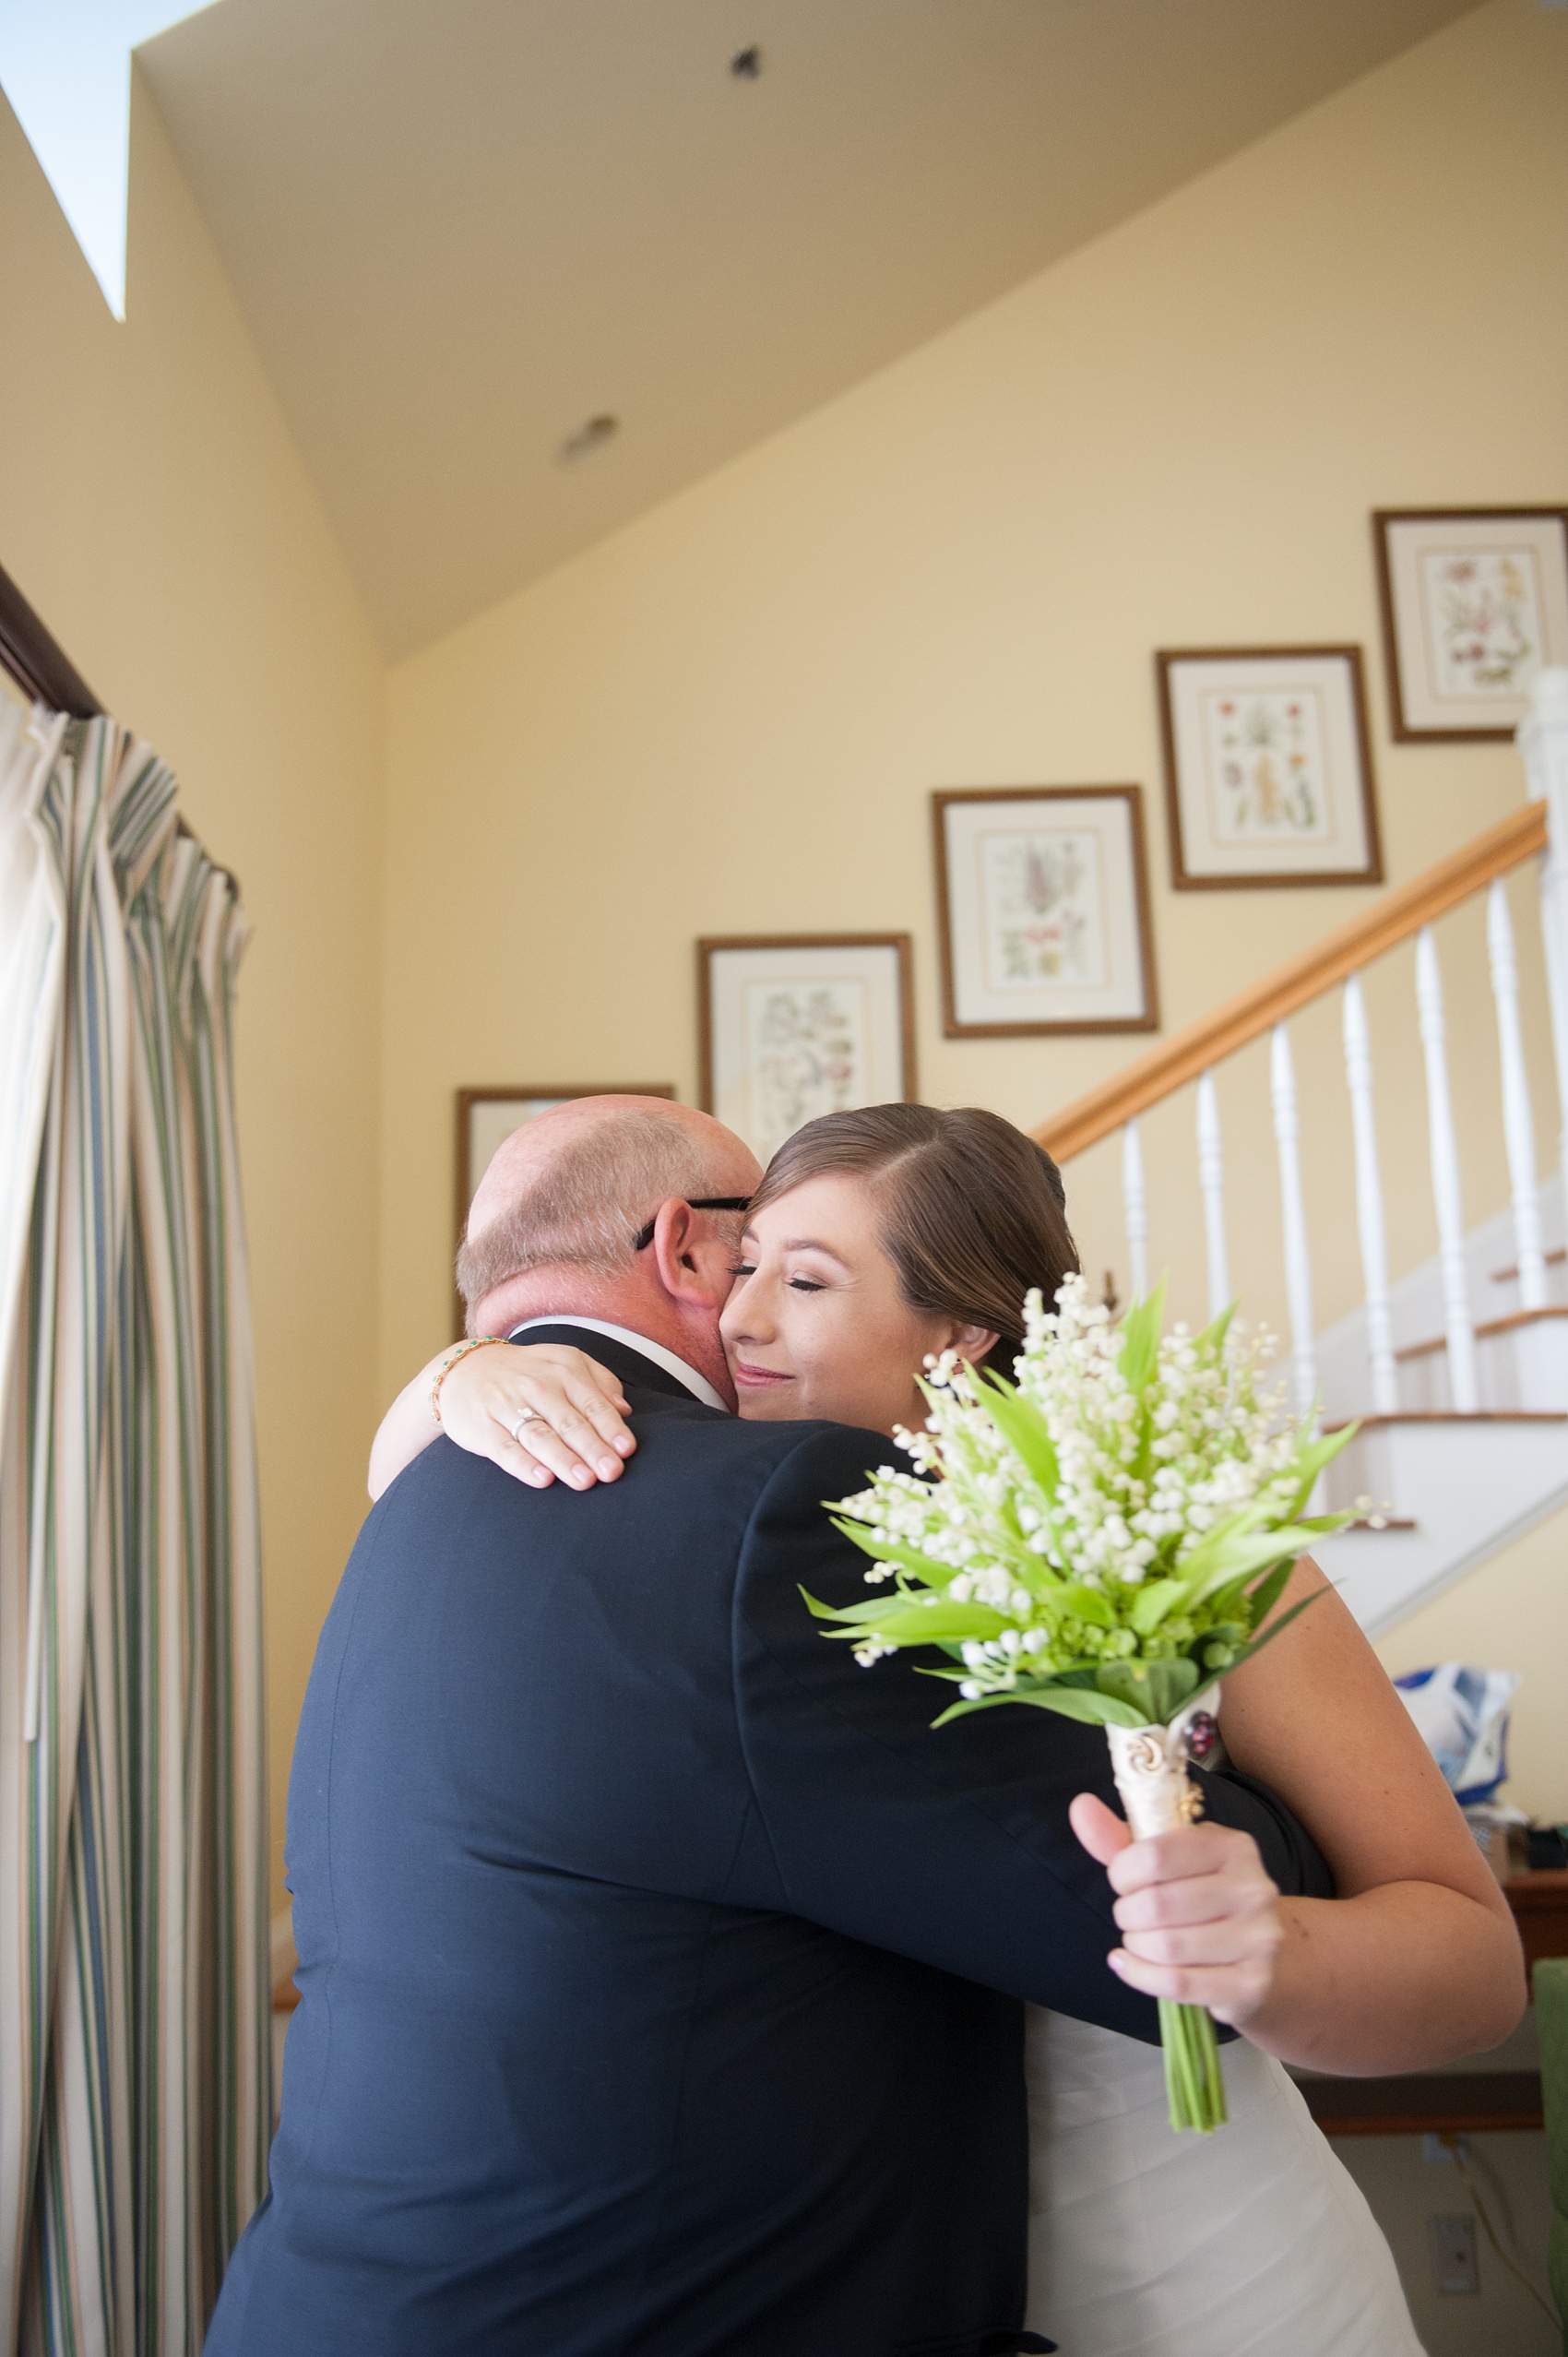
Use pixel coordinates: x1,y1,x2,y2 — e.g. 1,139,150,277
430,1335,509,1424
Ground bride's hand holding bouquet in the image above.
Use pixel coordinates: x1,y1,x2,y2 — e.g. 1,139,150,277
807,1275,1356,2132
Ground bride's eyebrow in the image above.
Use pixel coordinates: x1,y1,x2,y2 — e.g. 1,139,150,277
781,1237,849,1268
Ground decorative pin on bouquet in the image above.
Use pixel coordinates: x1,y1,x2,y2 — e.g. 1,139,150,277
805,1276,1357,2133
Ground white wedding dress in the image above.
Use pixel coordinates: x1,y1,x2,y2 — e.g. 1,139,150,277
1024,2007,1425,2355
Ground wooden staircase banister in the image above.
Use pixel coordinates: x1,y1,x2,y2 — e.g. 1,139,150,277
1035,801,1547,1163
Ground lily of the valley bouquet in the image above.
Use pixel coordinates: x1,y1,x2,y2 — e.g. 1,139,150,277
807,1275,1356,2133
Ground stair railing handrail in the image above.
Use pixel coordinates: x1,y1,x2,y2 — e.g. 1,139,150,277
1033,801,1547,1164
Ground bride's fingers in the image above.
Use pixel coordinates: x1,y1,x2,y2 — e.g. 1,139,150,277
445,1370,632,1484
557,1373,636,1461
1116,1911,1281,1970
483,1426,556,1489
1069,1792,1133,1865
1112,1864,1277,1934
493,1411,617,1490
476,1375,632,1477
1102,1824,1253,1896
1106,1944,1277,2023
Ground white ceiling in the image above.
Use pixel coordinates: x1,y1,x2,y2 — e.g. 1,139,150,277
138,0,1480,659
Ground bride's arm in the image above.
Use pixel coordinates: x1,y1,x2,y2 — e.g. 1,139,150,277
1096,1556,1525,2076
368,1342,636,1501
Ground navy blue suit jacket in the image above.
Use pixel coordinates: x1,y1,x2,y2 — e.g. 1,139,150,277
209,1327,1330,2357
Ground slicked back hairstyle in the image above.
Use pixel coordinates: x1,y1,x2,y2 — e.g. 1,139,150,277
746,1104,1078,1372
456,1110,712,1329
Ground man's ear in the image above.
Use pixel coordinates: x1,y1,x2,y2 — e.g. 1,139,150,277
647,1198,732,1307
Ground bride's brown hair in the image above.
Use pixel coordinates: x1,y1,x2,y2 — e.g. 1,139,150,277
746,1104,1078,1372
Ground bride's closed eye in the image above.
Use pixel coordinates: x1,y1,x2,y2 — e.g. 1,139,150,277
727,1262,756,1279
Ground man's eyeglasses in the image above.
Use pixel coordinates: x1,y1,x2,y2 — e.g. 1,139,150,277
632,1197,752,1253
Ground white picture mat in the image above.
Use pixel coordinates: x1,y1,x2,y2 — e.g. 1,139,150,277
1385,515,1568,731
707,944,907,1161
943,794,1148,1026
1166,655,1371,878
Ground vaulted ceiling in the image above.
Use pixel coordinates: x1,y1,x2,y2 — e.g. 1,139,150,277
138,0,1481,657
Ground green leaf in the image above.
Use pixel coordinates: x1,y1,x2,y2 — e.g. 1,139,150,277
1129,1577,1185,1636
976,1374,1061,1504
827,1518,959,1590
1241,1554,1297,1628
1194,1300,1237,1360
933,1684,1147,1731
1118,1278,1168,1393
1171,1503,1270,1589
1062,1580,1116,1627
1283,1421,1359,1516
1095,1656,1200,1722
1221,1582,1332,1673
800,1587,1010,1646
1185,1525,1326,1606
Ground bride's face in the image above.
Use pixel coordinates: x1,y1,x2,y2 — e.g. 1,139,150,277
719,1172,997,1436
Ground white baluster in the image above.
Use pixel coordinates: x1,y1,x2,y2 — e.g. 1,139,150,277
1341,975,1399,1415
1487,878,1548,1312
1519,668,1568,1185
1194,1071,1229,1321
1415,926,1479,1411
1269,1023,1317,1420
1122,1118,1148,1301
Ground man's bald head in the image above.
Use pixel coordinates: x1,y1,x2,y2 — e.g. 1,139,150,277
457,1097,761,1338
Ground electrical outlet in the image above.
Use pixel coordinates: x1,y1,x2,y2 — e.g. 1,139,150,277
1427,2213,1479,2296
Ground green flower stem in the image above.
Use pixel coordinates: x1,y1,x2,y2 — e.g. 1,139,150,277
1158,1999,1228,2133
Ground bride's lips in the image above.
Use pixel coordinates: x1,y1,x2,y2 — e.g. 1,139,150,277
732,1360,793,1389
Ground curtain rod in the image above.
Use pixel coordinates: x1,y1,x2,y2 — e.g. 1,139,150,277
0,558,241,899
0,559,103,718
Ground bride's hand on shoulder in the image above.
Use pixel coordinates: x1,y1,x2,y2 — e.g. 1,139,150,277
1070,1792,1283,2028
437,1343,636,1492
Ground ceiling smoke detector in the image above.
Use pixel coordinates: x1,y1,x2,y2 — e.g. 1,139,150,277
559,412,620,463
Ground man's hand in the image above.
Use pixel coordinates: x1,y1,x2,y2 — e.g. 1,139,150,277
1069,1792,1284,2028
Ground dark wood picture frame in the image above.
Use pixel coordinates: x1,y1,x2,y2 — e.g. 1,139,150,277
1156,646,1382,891
454,1083,675,1328
932,785,1158,1039
1373,507,1568,744
696,933,917,1120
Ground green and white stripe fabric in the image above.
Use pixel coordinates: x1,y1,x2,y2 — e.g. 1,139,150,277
0,706,268,2354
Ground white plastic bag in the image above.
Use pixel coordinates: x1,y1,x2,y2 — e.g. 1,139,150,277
1393,1662,1521,1804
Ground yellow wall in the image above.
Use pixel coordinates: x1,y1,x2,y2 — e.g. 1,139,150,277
380,0,1567,1812
0,72,385,1906
1375,1506,1568,1825
380,0,1568,1387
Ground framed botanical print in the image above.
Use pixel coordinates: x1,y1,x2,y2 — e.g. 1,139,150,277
698,934,916,1163
1373,508,1568,741
932,786,1158,1038
454,1083,674,1318
1157,647,1382,890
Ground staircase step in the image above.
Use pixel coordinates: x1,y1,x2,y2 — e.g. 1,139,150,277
1317,1413,1568,1634
1394,1305,1568,1363
1325,1409,1568,1431
1492,1244,1568,1283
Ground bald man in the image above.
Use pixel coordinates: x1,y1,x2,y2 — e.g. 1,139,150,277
209,1098,1328,2357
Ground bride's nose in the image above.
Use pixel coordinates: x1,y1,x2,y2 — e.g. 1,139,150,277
721,1276,773,1345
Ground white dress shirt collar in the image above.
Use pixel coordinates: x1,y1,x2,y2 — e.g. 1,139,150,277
506,1315,731,1414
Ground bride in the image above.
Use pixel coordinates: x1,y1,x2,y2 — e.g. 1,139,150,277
370,1101,1522,2357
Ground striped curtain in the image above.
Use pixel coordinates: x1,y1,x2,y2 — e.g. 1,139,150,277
0,706,268,2354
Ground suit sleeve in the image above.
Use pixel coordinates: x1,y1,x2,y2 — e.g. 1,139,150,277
731,1424,1334,2044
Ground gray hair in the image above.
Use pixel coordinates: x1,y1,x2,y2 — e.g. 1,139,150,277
456,1109,714,1325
